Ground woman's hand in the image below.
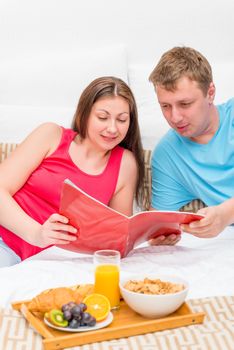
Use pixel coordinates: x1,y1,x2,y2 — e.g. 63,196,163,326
32,213,78,248
149,233,181,246
180,204,231,238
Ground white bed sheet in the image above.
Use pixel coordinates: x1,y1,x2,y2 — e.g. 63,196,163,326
1,226,233,308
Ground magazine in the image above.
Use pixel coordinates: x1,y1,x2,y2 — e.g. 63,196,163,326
58,179,204,257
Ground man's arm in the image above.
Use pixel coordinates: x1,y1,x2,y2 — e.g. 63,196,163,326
181,198,234,237
151,142,193,211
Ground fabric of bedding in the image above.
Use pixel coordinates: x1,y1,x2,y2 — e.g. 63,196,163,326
1,296,234,350
0,226,233,308
0,238,21,266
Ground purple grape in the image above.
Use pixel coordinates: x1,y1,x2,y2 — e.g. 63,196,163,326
63,310,72,321
62,302,76,312
79,303,87,312
69,318,80,329
88,316,96,327
61,304,70,312
81,312,92,324
68,302,76,309
71,305,82,318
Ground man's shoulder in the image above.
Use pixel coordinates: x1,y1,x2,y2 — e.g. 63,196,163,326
216,98,234,126
217,97,234,111
225,98,234,112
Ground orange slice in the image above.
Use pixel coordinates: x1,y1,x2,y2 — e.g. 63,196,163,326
83,293,110,321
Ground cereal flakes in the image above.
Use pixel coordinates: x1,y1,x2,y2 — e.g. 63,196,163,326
124,278,185,295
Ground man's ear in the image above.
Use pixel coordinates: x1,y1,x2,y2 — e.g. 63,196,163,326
207,82,216,103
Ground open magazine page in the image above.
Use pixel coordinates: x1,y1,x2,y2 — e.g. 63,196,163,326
59,180,130,257
59,179,204,257
127,211,202,254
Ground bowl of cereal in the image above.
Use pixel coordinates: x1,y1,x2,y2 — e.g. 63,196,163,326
119,274,189,318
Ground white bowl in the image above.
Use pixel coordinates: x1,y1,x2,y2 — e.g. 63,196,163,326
120,273,189,318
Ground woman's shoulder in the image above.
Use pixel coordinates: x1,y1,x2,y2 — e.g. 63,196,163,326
27,123,75,143
20,123,64,156
33,122,62,134
121,148,138,173
122,147,136,160
32,123,77,155
113,145,136,163
26,122,62,139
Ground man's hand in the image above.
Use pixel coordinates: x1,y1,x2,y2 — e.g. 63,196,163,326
181,203,232,238
149,233,181,246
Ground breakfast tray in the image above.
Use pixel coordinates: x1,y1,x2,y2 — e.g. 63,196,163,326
12,299,205,350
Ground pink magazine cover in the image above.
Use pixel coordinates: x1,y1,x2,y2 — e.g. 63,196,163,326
58,179,204,257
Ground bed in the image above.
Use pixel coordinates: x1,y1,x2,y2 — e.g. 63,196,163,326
0,225,234,308
0,46,234,349
0,228,234,349
1,141,233,306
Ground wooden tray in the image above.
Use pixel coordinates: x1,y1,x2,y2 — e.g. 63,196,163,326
12,299,205,350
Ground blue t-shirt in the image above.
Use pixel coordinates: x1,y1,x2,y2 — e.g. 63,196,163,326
151,98,234,210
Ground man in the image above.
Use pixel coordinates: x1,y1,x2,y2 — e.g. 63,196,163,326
149,46,234,241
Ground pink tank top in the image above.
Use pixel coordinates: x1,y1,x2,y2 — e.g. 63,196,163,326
0,127,124,260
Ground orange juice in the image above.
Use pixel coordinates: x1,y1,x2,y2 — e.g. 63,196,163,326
94,264,120,309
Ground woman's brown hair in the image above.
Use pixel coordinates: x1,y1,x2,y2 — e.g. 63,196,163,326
71,76,147,209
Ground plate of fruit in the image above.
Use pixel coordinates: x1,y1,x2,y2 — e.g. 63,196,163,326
44,293,113,332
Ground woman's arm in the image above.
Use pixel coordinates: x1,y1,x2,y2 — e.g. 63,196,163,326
108,150,137,216
0,123,77,247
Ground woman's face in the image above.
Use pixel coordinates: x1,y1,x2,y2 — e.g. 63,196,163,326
86,96,130,151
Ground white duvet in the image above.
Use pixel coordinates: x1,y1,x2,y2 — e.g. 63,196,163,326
1,227,233,307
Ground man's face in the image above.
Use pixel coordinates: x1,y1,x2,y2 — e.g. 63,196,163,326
155,76,216,142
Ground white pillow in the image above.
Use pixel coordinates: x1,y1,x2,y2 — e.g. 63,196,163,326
0,105,74,143
0,45,128,143
0,45,128,108
212,62,234,104
128,63,169,150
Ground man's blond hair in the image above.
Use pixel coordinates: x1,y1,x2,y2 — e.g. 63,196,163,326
149,47,213,95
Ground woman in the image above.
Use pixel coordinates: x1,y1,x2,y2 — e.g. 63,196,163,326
0,76,146,267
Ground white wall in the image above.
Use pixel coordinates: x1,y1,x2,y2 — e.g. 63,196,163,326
0,0,233,148
0,0,233,64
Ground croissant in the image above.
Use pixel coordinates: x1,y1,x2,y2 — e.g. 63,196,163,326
28,284,94,314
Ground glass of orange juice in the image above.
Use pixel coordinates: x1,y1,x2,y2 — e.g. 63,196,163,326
94,250,120,310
